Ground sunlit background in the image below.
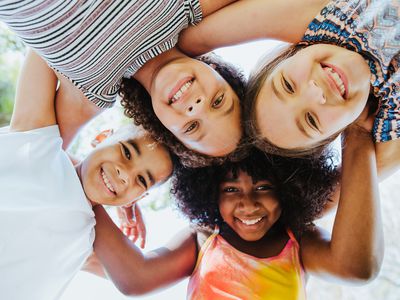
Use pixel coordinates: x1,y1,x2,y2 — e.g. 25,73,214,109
1,24,399,300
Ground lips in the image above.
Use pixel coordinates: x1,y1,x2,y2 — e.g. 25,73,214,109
167,77,194,105
101,168,116,195
321,63,348,99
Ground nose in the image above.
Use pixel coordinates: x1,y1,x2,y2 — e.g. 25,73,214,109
238,195,260,214
305,80,326,105
186,97,205,116
116,166,130,186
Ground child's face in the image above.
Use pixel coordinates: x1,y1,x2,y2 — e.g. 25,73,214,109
218,171,281,242
255,44,371,149
150,57,242,157
78,135,173,206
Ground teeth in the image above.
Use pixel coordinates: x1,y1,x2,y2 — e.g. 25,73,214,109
238,217,263,225
101,170,115,193
324,67,345,97
170,79,193,104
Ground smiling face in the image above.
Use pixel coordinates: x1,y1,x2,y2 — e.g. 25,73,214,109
77,135,173,206
218,171,281,242
255,44,371,149
150,57,242,157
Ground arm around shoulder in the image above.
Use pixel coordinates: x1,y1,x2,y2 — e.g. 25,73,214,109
10,49,57,132
300,128,383,284
375,138,400,180
55,75,104,149
178,0,327,56
93,205,198,295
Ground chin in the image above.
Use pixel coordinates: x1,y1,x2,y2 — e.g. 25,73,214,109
239,232,267,242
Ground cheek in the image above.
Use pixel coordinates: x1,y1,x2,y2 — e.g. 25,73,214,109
318,106,355,133
218,199,233,221
153,105,180,131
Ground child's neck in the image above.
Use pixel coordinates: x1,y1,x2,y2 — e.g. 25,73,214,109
219,224,289,259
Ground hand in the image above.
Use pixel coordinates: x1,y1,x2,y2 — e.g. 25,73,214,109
116,203,146,249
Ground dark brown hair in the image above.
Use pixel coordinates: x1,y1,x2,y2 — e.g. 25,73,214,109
119,53,247,168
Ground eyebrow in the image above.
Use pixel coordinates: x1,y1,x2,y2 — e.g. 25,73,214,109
222,177,239,183
127,140,140,155
190,95,235,144
271,75,285,102
127,140,155,187
147,171,155,186
193,131,206,143
296,118,312,139
222,96,235,116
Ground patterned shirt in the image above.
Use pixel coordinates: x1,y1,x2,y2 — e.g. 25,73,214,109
187,229,306,300
301,0,399,142
0,0,202,108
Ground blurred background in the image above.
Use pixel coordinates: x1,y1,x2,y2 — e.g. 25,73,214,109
1,24,399,300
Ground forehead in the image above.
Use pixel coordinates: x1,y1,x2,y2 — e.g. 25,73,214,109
223,169,271,183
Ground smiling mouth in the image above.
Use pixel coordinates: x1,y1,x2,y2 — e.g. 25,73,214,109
168,78,194,105
101,168,116,195
321,63,348,99
237,216,264,226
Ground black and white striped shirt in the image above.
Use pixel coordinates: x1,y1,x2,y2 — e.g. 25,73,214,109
0,0,202,108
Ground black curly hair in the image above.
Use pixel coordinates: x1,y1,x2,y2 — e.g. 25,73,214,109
119,52,247,168
171,147,339,236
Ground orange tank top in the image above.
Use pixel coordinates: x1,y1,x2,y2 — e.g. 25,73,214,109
187,228,306,300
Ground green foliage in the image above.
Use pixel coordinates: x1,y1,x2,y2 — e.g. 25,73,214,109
0,26,25,126
0,55,22,126
0,25,25,54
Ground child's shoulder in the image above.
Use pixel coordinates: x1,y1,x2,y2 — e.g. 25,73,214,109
190,225,214,249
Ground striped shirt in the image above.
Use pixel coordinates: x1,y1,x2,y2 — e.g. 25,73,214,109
0,0,202,108
301,0,399,142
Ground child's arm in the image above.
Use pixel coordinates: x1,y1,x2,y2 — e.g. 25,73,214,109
375,139,400,180
300,127,383,283
10,49,57,131
199,0,238,17
93,205,198,295
81,252,107,278
178,0,328,56
55,75,104,149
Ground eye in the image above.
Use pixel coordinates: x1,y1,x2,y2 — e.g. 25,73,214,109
255,184,273,192
137,175,148,189
212,94,225,108
223,186,239,193
120,142,131,160
282,75,294,94
184,121,199,134
306,112,318,131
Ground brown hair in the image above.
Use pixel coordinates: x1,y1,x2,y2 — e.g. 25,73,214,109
245,43,379,158
119,52,248,168
245,44,341,158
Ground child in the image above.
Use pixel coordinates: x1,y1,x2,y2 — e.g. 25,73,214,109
0,0,246,163
92,128,382,299
0,49,173,300
179,0,400,177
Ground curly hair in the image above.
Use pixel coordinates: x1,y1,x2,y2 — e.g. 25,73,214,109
119,52,247,168
171,148,339,236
